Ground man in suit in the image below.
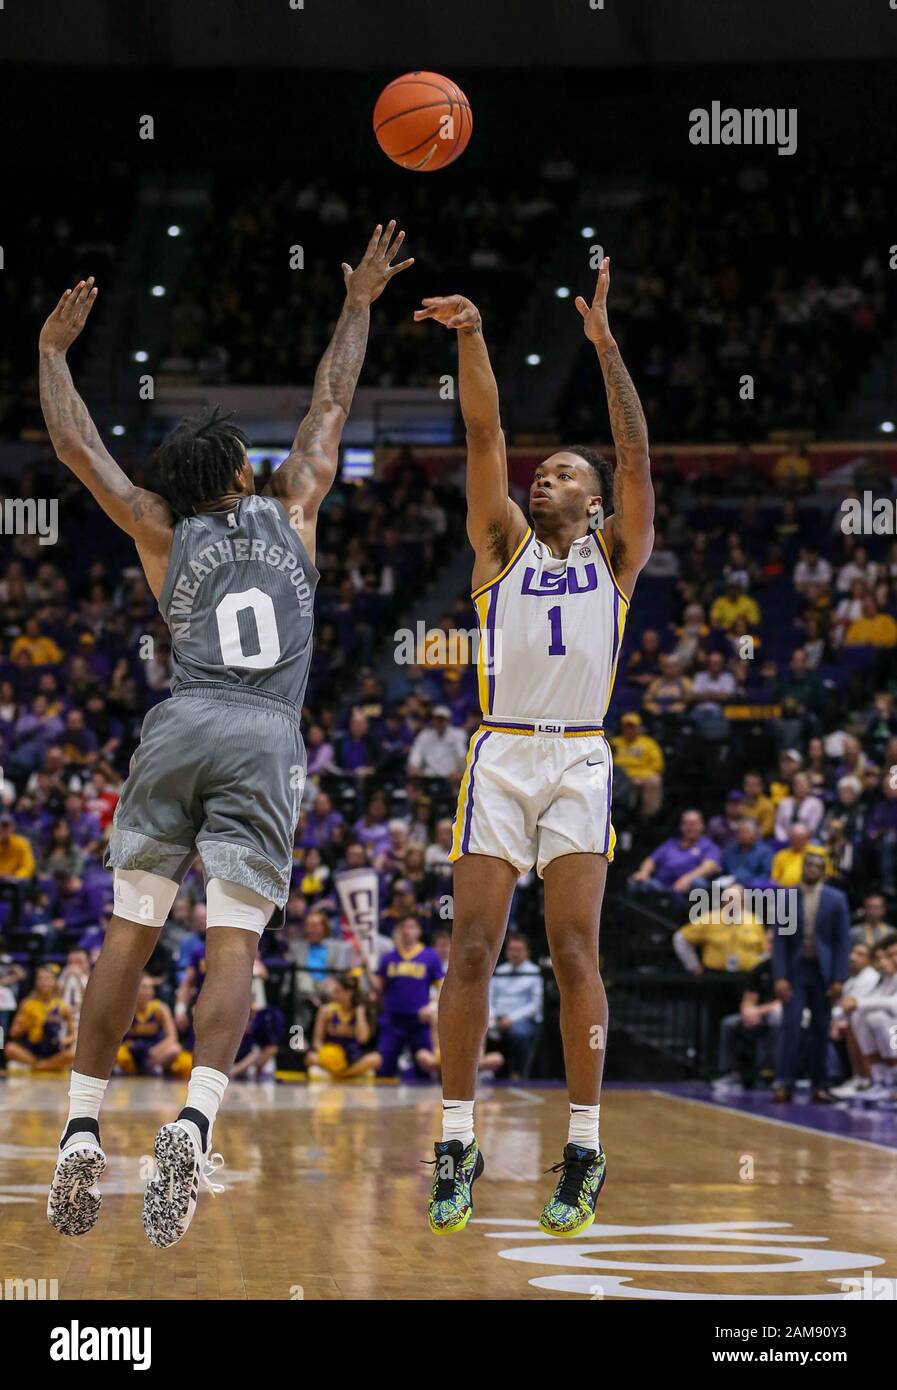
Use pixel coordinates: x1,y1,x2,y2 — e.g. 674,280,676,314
772,847,851,1103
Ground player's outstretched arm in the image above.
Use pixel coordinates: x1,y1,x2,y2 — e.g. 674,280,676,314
265,221,413,561
575,256,655,597
413,295,526,587
39,279,174,592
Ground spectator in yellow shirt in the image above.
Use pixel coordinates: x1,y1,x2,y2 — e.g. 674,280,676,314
741,771,775,837
0,814,35,879
5,965,75,1071
0,813,35,929
612,712,664,817
771,823,814,886
772,442,812,493
710,582,761,632
673,886,767,974
844,598,897,648
10,617,62,666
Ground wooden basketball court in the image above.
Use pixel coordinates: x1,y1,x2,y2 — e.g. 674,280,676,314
2,1077,895,1301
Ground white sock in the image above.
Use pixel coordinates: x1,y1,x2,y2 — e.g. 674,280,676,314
441,1098,475,1147
568,1102,600,1151
179,1066,229,1152
61,1072,108,1149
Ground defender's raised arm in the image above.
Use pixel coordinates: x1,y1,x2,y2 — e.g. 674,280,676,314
265,221,413,561
38,278,173,594
575,256,654,596
414,295,527,589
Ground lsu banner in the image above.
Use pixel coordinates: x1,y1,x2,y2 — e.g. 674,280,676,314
334,867,380,971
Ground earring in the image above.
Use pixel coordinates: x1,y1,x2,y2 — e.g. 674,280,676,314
589,505,604,532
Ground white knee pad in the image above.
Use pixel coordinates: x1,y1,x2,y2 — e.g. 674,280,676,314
113,869,180,928
206,878,275,936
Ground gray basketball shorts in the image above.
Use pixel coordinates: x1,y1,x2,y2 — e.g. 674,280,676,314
105,683,304,911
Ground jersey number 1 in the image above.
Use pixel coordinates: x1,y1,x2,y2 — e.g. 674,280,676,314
215,588,281,669
547,604,566,656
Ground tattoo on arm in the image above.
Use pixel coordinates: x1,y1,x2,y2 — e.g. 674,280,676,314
39,350,111,464
39,351,170,533
598,344,649,459
280,300,371,495
596,343,652,573
312,300,371,418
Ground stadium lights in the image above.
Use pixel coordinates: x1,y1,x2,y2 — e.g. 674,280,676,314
133,350,149,363
880,420,895,434
150,285,166,297
111,425,126,437
526,353,542,366
581,226,595,238
555,287,571,299
167,224,182,237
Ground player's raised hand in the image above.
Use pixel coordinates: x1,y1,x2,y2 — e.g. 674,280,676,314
413,295,481,332
342,221,414,306
39,278,99,354
575,256,614,350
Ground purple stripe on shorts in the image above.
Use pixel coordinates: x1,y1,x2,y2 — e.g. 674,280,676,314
486,586,499,714
610,589,620,671
461,730,491,854
603,742,613,855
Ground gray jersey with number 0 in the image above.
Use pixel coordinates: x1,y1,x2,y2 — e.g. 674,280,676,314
158,493,318,710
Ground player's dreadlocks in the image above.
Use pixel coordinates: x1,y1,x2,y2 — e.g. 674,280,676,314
153,405,250,516
567,444,614,515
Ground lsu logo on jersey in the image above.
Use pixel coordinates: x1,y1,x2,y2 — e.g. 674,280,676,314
521,562,599,596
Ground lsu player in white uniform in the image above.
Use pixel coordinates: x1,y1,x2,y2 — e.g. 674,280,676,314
415,257,654,1236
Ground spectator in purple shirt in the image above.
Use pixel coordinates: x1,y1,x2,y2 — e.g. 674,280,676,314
300,791,344,850
63,792,103,848
337,709,378,776
353,790,393,857
305,724,338,778
46,872,98,943
629,809,722,910
12,695,65,762
60,709,99,764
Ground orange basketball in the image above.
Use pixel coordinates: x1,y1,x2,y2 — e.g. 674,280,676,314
373,71,472,172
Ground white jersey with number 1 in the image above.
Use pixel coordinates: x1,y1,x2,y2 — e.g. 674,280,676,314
473,526,628,725
451,525,630,876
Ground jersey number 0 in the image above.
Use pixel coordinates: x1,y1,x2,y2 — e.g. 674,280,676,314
215,588,281,669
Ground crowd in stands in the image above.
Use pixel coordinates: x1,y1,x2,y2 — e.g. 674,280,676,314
0,175,135,440
604,448,897,1098
561,159,897,442
159,167,577,392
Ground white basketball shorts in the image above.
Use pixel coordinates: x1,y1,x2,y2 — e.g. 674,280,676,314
450,717,615,877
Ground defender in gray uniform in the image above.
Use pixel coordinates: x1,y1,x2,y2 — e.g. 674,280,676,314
110,490,318,919
38,222,413,1246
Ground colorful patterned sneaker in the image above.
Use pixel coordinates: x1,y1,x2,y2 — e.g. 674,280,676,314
142,1120,225,1249
539,1144,606,1237
47,1136,106,1237
427,1138,484,1234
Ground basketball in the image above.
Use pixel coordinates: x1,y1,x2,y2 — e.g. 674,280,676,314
373,70,472,172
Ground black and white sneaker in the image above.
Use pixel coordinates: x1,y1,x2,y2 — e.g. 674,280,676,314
143,1120,225,1248
47,1125,106,1237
